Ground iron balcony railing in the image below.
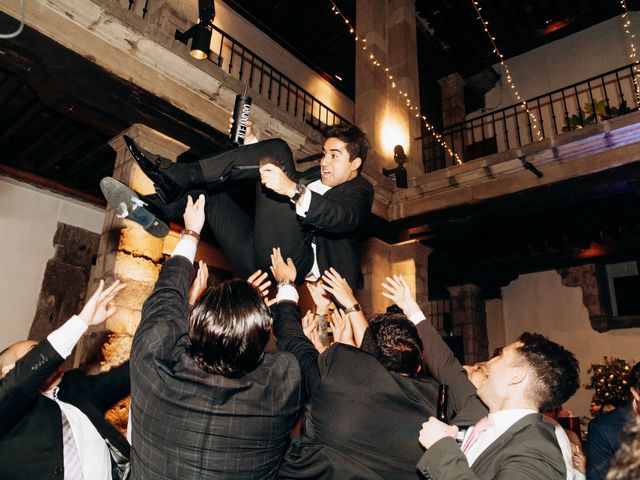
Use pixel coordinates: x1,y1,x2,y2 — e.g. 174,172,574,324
423,62,640,172
206,23,351,131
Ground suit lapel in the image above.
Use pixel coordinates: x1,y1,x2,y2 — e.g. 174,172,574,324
471,413,539,469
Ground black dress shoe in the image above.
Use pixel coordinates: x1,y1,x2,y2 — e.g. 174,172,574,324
100,177,169,238
123,136,184,203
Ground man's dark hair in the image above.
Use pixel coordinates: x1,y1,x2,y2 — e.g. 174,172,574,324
360,313,423,375
188,279,271,377
325,124,371,172
515,332,580,411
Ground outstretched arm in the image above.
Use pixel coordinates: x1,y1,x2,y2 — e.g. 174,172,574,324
270,247,322,401
0,279,124,435
134,194,205,362
381,275,486,425
322,268,368,346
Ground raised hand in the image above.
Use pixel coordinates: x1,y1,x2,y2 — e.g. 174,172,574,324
301,310,317,338
228,117,258,144
330,309,355,346
183,194,206,234
381,274,421,317
321,268,358,310
270,247,296,283
78,279,126,326
188,260,209,306
306,281,331,315
248,269,274,306
300,310,326,353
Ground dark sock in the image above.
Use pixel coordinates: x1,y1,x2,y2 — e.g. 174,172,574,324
163,162,205,188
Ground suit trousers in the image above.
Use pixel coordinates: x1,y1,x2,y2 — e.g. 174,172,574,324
198,139,314,282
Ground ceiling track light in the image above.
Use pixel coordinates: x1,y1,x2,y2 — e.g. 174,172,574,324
175,0,215,60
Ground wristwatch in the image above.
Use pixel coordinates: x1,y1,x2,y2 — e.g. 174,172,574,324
344,303,362,314
291,182,307,203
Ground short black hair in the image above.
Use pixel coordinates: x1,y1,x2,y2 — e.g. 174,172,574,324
325,124,371,172
360,313,423,375
516,332,580,411
188,279,271,377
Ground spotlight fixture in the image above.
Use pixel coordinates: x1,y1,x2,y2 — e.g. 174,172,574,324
175,0,215,60
520,157,544,178
382,144,408,188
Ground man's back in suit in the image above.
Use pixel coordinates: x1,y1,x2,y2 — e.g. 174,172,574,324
278,342,440,480
130,255,303,480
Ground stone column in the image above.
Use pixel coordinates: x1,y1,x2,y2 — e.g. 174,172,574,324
356,0,422,179
446,284,488,365
359,237,430,316
75,124,189,372
437,73,466,165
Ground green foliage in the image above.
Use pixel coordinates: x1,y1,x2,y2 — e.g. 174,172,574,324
562,100,631,132
586,356,633,410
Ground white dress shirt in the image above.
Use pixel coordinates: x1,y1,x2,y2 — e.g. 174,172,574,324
46,317,112,480
295,179,331,281
464,409,538,466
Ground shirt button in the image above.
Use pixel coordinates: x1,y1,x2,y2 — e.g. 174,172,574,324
54,466,63,475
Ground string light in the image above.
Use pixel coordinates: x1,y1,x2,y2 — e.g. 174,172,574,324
620,0,640,104
328,0,463,164
470,0,544,141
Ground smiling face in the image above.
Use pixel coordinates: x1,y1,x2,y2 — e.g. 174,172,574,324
320,137,362,187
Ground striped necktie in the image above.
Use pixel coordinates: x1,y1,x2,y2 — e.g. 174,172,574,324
60,408,85,480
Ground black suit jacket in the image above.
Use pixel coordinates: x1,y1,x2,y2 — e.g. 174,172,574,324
587,402,633,480
272,302,484,480
299,169,373,290
0,340,130,480
130,255,302,480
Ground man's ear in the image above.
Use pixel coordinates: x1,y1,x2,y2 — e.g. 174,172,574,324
631,386,640,404
508,365,529,387
350,157,362,172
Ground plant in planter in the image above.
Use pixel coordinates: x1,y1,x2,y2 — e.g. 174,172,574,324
562,100,631,131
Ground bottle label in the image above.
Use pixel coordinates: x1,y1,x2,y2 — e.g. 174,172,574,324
237,103,251,140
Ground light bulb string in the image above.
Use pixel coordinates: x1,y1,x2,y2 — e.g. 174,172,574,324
620,0,640,105
328,0,463,164
469,0,543,141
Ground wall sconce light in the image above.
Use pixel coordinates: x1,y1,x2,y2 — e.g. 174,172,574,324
175,0,215,60
382,145,408,188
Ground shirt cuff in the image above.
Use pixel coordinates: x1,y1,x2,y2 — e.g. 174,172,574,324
276,284,299,303
47,315,88,359
294,189,312,217
408,310,427,325
171,236,198,263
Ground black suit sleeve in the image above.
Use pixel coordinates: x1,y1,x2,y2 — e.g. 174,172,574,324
271,302,321,401
416,319,487,425
133,255,194,363
63,362,131,413
0,340,63,436
300,179,373,234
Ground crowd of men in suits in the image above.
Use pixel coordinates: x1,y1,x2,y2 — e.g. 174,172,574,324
2,127,639,479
